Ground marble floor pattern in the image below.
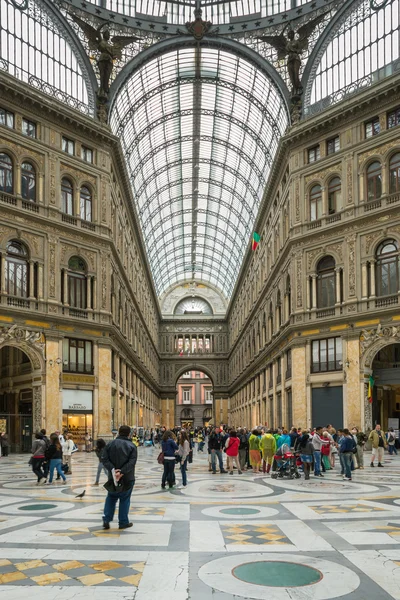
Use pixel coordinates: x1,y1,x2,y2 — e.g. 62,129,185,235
0,449,400,598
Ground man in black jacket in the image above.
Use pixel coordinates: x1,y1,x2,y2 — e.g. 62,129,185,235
208,427,227,474
101,425,137,530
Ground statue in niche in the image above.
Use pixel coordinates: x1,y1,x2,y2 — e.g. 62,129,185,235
257,13,328,94
70,14,141,98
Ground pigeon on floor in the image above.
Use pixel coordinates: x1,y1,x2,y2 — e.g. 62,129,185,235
75,490,86,499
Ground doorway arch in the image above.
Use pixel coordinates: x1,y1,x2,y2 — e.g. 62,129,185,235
368,342,400,430
0,344,43,452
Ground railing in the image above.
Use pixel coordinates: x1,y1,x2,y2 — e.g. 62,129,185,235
69,308,88,319
386,191,400,205
307,219,322,230
0,192,17,205
7,296,30,308
62,214,78,226
364,199,382,212
22,200,39,212
81,220,95,231
316,308,335,318
375,295,399,308
326,213,341,224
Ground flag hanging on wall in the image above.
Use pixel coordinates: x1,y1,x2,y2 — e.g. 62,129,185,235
252,232,260,251
368,375,374,403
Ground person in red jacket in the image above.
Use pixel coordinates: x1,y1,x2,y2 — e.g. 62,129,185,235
225,431,242,475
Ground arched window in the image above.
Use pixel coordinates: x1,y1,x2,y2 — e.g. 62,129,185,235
389,153,400,194
317,256,336,308
21,162,36,202
80,186,92,222
67,256,87,309
0,153,13,194
328,177,341,214
376,240,399,297
366,162,382,201
6,240,29,298
61,178,74,215
310,184,322,221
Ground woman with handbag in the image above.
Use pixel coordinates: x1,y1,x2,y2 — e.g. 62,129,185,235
31,432,47,484
46,433,67,484
161,430,178,489
225,430,242,475
176,430,190,488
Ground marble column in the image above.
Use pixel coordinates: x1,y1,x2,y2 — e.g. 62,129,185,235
370,260,376,298
361,263,368,299
311,275,317,309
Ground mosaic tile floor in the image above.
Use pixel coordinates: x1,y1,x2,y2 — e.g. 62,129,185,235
0,447,400,598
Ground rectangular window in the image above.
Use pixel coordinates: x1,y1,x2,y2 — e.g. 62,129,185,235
182,389,191,403
269,364,273,388
365,118,380,138
182,371,191,378
308,145,320,163
62,338,92,373
286,349,292,378
387,107,400,129
81,146,93,163
311,337,343,373
205,388,212,403
277,357,282,384
22,118,37,138
286,389,292,428
62,136,75,155
326,136,340,154
0,108,14,128
277,392,282,427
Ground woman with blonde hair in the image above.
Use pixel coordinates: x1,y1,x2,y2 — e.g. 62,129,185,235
176,430,190,488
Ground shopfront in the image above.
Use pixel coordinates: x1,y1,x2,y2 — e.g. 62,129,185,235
62,389,93,451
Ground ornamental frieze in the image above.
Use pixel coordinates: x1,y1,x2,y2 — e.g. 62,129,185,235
304,163,341,184
358,139,399,166
360,324,400,354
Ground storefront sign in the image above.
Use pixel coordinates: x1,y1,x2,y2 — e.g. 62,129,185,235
62,389,93,411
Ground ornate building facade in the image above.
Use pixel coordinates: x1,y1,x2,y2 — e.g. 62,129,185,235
0,0,399,449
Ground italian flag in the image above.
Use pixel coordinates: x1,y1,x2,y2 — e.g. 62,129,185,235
252,232,260,251
368,375,374,403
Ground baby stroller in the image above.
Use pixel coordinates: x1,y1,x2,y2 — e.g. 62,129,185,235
271,443,300,479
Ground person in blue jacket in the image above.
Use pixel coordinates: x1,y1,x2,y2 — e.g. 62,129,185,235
339,428,356,481
277,429,291,449
161,430,179,489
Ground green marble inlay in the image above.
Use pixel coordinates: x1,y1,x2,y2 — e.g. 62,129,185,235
18,504,57,511
220,508,260,515
233,561,322,587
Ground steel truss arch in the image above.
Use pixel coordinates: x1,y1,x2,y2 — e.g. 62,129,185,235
130,135,266,185
123,107,275,167
141,183,256,226
136,157,259,201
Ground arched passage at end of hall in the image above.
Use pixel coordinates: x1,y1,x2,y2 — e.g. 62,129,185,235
0,344,43,452
175,368,214,430
368,342,400,431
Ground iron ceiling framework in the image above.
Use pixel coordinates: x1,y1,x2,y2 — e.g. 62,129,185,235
110,40,289,298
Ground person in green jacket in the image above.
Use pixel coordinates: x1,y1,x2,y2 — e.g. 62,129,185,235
249,429,262,474
261,430,276,474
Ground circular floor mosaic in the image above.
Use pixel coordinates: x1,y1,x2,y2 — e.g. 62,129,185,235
201,504,279,519
18,504,57,511
233,560,322,587
198,553,360,600
1,500,75,514
180,479,274,499
264,477,380,495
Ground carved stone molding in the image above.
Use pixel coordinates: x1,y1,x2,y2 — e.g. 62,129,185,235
60,164,96,187
360,325,400,369
304,163,341,184
358,139,399,166
307,247,322,270
32,386,42,432
0,325,45,370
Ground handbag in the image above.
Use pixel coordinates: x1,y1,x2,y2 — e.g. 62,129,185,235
157,451,164,464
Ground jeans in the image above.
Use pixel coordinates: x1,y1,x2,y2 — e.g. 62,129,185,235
48,458,66,483
339,453,345,474
103,481,134,526
95,462,108,484
180,458,188,486
162,459,176,487
314,450,321,475
342,452,352,479
389,445,398,455
31,457,45,481
211,450,224,472
198,442,205,452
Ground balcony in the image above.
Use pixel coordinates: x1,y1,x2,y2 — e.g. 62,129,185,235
375,295,399,308
364,199,382,212
22,200,39,212
6,296,30,309
69,308,89,319
316,308,335,318
62,214,78,226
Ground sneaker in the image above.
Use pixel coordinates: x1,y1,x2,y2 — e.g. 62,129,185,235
62,480,67,484
238,471,242,474
370,462,374,467
229,471,233,475
359,466,364,469
47,482,54,485
220,469,228,474
103,520,110,530
318,474,324,477
378,463,384,467
94,482,99,486
212,471,217,474
343,477,352,481
119,522,133,530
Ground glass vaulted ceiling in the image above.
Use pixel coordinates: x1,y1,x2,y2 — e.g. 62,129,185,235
110,46,289,298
